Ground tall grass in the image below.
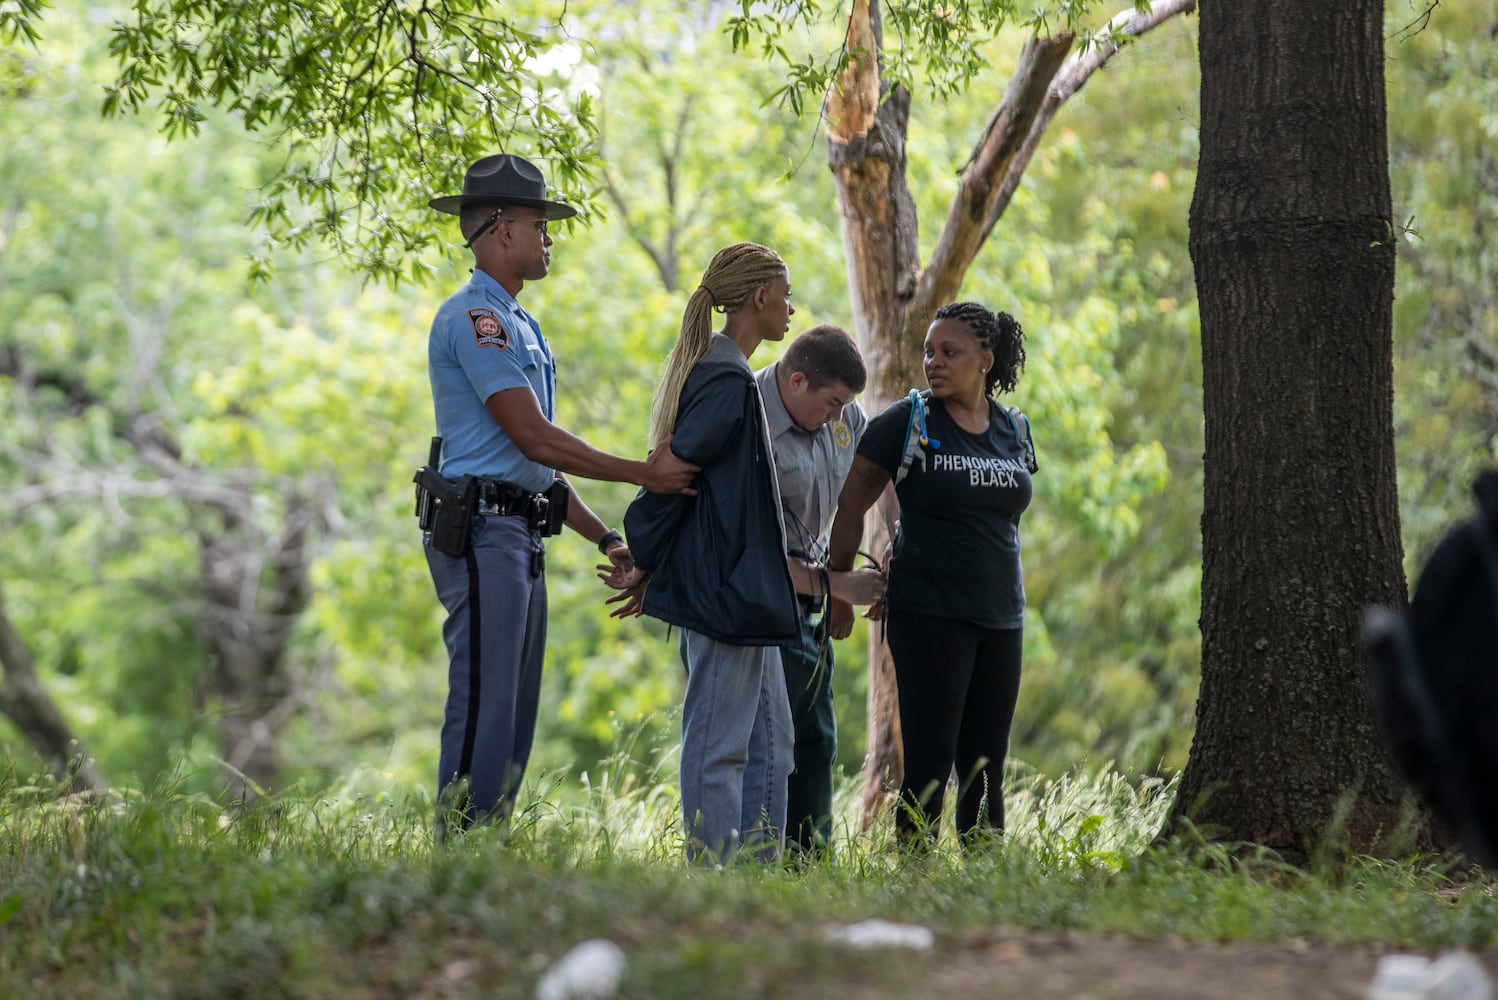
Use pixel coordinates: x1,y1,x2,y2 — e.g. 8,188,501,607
1,754,1494,999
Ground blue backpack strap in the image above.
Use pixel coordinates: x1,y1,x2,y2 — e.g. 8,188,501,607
1006,405,1039,474
896,389,941,485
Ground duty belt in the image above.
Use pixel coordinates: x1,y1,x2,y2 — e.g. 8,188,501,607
477,480,553,533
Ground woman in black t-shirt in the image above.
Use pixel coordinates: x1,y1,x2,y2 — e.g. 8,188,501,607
828,301,1035,845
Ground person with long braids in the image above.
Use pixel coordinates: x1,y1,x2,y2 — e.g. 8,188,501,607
619,243,884,863
827,301,1037,846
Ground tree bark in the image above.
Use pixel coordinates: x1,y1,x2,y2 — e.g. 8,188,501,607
825,0,1196,827
0,581,109,795
1173,0,1414,858
824,0,920,821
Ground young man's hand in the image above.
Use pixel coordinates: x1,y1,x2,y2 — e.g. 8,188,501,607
606,569,649,618
830,566,886,606
596,544,635,590
827,597,855,640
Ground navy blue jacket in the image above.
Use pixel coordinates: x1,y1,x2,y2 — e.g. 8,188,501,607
624,335,799,646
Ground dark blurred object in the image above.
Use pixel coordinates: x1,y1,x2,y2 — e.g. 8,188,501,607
1363,469,1498,867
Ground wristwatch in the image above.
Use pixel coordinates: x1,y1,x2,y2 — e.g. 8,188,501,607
597,529,624,555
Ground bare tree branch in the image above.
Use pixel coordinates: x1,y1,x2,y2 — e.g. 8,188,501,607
919,32,1075,313
979,0,1198,249
600,87,701,293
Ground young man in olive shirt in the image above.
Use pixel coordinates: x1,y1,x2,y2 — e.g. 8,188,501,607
754,325,868,856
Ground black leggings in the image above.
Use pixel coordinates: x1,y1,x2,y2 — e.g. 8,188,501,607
886,611,1023,840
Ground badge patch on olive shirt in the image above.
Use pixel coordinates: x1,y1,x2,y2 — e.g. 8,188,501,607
468,308,509,349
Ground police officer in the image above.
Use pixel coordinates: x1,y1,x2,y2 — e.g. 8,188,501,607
755,324,869,856
424,154,696,833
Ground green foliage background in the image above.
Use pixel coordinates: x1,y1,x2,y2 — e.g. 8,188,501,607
1,0,1493,805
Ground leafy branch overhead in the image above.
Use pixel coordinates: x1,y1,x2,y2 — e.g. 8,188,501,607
29,0,1158,279
727,0,1148,113
0,0,49,45
101,0,600,282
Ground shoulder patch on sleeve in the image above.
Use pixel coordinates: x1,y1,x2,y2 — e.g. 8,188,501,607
468,308,509,350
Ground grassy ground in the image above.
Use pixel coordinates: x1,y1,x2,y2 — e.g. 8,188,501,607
2,757,1495,999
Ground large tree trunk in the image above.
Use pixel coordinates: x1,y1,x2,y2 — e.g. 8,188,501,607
1173,0,1414,857
825,0,923,822
825,0,1195,827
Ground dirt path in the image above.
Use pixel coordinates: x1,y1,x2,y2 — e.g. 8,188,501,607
918,929,1498,999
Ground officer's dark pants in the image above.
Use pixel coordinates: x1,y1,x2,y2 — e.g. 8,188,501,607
425,514,546,832
781,612,838,856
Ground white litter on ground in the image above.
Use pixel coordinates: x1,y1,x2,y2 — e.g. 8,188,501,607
534,938,627,1000
1369,950,1493,1000
823,918,935,951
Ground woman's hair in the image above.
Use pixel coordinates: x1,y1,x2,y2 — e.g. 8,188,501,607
933,301,1027,397
649,242,787,445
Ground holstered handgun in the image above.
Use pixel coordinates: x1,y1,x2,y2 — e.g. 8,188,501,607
413,437,477,557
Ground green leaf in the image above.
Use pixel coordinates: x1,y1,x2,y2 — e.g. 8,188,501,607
0,893,23,926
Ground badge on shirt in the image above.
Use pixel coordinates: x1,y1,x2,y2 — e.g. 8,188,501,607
469,308,509,350
831,420,853,449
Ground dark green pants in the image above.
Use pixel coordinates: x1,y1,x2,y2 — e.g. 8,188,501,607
781,614,837,854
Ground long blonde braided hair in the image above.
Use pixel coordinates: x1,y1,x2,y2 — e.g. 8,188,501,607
648,242,787,447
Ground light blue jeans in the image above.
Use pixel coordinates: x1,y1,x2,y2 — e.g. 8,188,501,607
679,629,794,864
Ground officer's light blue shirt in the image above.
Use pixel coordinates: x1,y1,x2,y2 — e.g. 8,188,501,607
428,269,557,492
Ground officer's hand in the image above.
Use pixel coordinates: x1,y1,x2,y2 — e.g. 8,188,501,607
606,571,649,618
596,544,635,590
864,596,886,622
828,597,855,640
831,566,886,606
642,435,699,495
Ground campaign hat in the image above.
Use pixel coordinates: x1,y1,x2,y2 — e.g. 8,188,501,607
429,154,578,220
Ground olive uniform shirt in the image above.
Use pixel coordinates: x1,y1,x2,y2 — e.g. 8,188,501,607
754,362,867,564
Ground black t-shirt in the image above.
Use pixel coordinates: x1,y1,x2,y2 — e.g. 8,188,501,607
859,393,1034,629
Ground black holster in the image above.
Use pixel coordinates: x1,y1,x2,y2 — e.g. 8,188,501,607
541,480,571,536
414,463,478,557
